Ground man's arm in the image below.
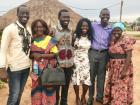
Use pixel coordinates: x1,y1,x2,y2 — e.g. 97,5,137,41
0,26,11,69
0,26,12,79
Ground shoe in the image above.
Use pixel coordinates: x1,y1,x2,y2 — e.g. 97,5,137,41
87,98,93,105
96,99,103,104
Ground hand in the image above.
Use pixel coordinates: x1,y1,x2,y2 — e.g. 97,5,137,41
49,28,56,37
33,54,42,59
0,68,8,79
30,72,38,81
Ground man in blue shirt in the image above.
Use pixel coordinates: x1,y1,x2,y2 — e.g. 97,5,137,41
87,8,112,105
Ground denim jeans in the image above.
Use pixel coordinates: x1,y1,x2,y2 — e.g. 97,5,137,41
88,49,108,101
7,67,30,105
56,67,73,105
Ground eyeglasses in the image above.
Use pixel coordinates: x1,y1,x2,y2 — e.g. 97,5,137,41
59,49,72,60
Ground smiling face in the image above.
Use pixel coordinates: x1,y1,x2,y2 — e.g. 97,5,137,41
100,9,110,27
81,21,89,35
112,27,123,40
34,21,45,36
17,6,29,27
59,11,70,29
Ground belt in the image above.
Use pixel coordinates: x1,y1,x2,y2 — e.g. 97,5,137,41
90,48,108,53
109,53,127,59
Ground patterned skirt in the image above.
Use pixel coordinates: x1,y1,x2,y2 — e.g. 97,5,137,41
31,79,56,105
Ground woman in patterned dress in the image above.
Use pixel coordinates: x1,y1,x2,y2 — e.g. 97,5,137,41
30,19,58,105
72,18,93,105
103,22,136,105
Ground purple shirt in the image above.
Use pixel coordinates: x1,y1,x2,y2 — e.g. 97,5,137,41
91,22,112,50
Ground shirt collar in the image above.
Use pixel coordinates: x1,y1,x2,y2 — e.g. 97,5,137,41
16,21,26,29
56,21,72,32
96,21,112,30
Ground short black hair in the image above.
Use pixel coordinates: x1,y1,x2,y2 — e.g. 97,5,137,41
31,19,49,35
75,18,93,41
17,5,27,14
100,8,110,15
58,9,69,19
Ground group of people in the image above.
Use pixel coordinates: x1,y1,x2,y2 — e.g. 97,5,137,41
0,4,135,105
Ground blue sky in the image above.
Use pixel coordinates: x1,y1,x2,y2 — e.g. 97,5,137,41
0,0,139,22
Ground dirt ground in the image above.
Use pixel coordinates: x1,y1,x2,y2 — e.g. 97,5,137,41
0,40,140,105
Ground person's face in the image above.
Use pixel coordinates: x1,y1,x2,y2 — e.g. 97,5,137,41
34,21,45,36
81,21,89,34
100,10,110,25
17,6,29,26
112,27,122,40
59,12,70,28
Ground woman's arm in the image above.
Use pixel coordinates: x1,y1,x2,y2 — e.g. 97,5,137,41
30,53,57,59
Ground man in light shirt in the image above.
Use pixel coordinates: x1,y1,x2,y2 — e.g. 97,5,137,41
0,5,31,105
87,8,112,105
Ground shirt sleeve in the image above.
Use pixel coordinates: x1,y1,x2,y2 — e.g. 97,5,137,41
0,26,11,68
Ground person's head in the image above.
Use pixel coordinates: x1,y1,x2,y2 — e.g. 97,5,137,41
31,19,49,37
112,22,125,40
99,8,110,27
58,9,70,29
75,18,93,41
17,5,29,27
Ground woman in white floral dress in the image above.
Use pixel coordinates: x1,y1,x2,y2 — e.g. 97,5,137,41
72,18,93,105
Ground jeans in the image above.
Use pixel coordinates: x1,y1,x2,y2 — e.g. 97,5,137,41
88,49,108,101
7,67,30,105
56,67,73,105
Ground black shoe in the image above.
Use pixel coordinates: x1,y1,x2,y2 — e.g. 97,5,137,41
96,99,103,104
87,98,93,105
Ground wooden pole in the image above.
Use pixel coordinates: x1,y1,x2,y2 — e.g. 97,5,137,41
120,0,123,22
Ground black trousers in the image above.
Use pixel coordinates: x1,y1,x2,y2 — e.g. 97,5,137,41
56,67,73,105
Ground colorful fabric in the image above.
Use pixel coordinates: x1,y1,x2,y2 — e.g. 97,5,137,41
31,79,56,105
103,37,136,105
31,35,57,105
72,37,91,85
33,35,58,53
112,22,125,31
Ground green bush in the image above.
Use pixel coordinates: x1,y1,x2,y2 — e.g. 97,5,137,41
0,79,5,89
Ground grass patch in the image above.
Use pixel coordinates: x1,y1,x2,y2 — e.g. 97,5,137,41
0,79,6,89
133,36,140,40
126,31,140,40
